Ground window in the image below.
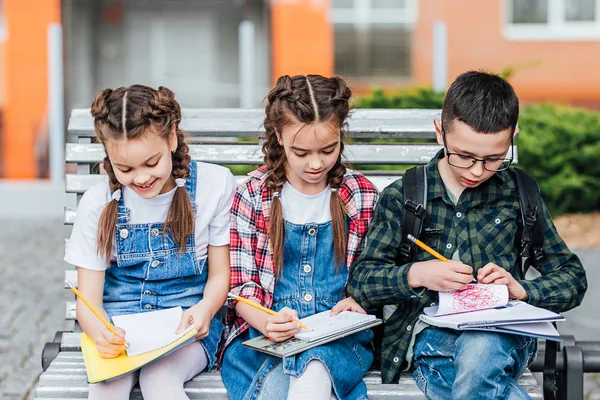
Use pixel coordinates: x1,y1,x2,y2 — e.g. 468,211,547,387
504,0,600,40
331,0,417,79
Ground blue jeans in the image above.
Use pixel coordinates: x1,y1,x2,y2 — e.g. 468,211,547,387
412,327,537,400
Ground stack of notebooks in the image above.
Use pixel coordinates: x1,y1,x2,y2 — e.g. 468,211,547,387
419,283,564,341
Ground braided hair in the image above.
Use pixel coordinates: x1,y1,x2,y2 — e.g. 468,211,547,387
262,75,352,273
90,85,193,261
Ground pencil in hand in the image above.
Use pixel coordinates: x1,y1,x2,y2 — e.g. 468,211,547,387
227,292,310,330
66,281,129,346
406,234,477,282
407,234,449,262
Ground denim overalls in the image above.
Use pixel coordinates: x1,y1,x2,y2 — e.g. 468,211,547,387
103,161,222,369
222,220,374,400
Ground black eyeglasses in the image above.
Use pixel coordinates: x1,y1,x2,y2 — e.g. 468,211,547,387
441,129,513,172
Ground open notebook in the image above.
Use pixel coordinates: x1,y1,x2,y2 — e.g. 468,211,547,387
419,285,565,342
81,307,197,383
243,310,382,358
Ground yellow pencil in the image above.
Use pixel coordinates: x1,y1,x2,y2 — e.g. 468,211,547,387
66,281,119,336
407,234,449,262
228,293,310,330
407,234,477,282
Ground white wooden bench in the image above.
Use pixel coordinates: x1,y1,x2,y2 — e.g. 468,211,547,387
34,108,542,399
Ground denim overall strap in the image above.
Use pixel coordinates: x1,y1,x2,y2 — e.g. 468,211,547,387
185,160,197,203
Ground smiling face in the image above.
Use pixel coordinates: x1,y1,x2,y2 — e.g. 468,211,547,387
278,117,341,195
435,119,513,195
105,128,177,199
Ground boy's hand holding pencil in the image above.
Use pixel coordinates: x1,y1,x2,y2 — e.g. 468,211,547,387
405,235,476,292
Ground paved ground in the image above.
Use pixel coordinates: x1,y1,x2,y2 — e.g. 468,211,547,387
0,218,598,399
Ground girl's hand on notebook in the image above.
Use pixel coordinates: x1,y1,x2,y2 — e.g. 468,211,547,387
177,302,212,340
477,263,529,301
95,326,127,359
264,307,301,342
330,297,366,316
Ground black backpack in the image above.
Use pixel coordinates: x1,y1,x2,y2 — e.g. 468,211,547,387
398,166,558,398
398,165,545,278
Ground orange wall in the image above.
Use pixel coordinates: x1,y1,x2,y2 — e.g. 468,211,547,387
413,0,600,105
0,43,5,107
2,0,60,179
271,0,334,82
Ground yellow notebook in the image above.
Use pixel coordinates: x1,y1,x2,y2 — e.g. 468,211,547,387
80,328,197,383
80,307,198,383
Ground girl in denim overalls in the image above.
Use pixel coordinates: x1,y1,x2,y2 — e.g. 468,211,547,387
64,85,236,399
221,75,379,400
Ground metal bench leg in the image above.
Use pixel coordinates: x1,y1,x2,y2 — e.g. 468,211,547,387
562,345,584,400
543,340,558,400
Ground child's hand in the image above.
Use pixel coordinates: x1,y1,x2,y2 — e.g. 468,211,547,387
177,301,212,340
477,263,528,300
330,297,366,316
95,327,127,359
407,259,473,292
264,307,301,342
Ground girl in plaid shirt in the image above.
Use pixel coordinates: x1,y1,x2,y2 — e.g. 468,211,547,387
221,75,379,400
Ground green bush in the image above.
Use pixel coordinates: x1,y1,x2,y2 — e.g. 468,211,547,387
517,104,600,215
353,87,444,109
354,88,600,215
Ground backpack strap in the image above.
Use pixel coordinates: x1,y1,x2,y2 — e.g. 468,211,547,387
398,166,428,265
511,168,545,278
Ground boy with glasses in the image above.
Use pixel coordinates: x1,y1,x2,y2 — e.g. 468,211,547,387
348,71,587,399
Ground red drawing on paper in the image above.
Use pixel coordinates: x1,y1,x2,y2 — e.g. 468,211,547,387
450,284,501,313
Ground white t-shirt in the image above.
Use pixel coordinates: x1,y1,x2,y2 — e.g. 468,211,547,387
280,182,332,224
64,162,237,271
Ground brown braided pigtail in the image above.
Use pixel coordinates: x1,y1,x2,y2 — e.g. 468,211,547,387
263,77,294,273
154,87,194,254
91,88,123,262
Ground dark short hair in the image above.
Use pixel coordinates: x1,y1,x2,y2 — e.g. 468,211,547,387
442,71,519,134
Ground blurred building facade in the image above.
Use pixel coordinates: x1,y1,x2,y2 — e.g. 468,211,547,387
1,0,599,178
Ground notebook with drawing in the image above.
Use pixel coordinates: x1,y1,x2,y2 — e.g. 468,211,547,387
423,283,509,316
242,310,382,358
81,307,197,383
419,284,565,341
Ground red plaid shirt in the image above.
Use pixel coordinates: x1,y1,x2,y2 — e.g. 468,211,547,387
223,165,379,349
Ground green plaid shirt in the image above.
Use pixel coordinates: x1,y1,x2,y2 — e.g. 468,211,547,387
348,151,587,384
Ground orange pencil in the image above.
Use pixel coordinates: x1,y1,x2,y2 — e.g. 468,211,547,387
407,234,477,282
228,293,310,330
66,281,120,335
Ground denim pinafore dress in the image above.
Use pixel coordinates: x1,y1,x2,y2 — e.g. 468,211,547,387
102,161,223,369
222,220,374,400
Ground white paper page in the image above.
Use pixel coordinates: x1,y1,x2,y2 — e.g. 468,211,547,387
294,310,376,342
424,284,509,316
112,307,194,357
423,300,564,328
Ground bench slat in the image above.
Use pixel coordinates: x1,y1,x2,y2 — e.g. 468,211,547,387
66,143,443,165
36,343,541,399
64,174,404,196
68,108,441,139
